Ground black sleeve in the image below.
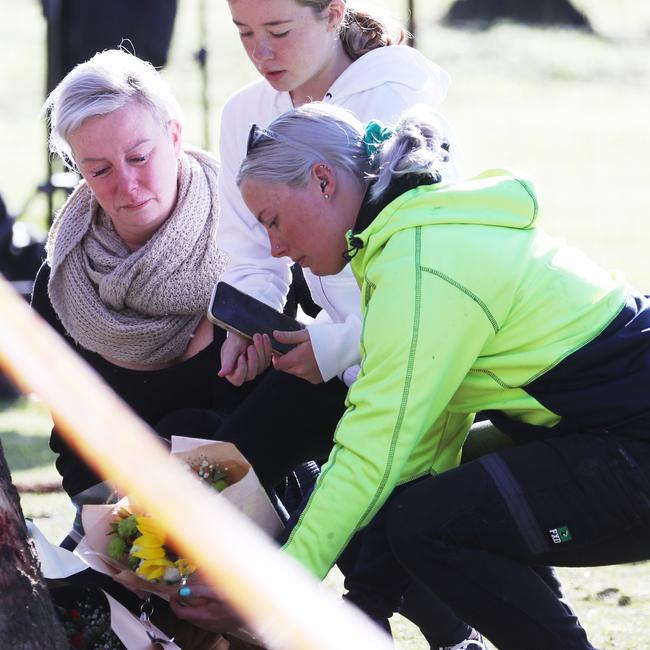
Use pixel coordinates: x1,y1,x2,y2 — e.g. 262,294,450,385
31,262,65,336
31,262,103,497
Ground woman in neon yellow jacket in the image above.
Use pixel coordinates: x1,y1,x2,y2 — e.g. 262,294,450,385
188,103,650,649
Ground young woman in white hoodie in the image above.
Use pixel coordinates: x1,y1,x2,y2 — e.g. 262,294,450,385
217,0,460,387
169,2,482,648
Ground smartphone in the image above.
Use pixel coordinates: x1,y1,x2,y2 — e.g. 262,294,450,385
207,281,305,355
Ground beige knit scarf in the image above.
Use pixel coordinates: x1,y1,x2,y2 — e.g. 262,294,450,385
46,148,228,365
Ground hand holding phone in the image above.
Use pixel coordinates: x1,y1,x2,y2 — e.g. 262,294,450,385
271,329,324,384
218,331,272,385
208,281,305,355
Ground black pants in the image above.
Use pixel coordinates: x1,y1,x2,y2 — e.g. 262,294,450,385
341,481,472,645
385,433,650,650
156,368,347,489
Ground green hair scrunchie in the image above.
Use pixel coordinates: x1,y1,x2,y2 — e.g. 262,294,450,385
363,120,395,157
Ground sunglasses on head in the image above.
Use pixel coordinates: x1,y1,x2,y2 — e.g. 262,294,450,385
245,122,327,162
246,123,277,155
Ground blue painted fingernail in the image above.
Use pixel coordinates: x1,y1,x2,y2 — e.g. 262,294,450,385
179,586,192,597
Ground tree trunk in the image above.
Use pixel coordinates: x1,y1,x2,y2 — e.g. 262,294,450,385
443,0,593,31
0,440,68,649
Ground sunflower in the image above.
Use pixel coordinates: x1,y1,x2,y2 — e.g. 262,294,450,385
130,515,175,581
126,515,197,582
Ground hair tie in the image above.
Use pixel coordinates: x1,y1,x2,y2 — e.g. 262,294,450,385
363,120,395,157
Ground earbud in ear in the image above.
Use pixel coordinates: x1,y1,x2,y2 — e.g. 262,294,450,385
318,165,330,198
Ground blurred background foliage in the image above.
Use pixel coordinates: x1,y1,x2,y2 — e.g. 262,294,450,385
1,0,648,285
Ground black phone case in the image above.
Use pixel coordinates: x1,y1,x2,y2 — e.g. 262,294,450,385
207,281,305,355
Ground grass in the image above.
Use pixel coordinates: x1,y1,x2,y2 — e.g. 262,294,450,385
0,397,74,543
1,0,650,647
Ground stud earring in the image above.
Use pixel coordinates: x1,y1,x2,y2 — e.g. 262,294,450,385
323,193,330,199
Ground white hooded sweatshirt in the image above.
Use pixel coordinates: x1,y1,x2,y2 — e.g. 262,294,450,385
217,45,460,384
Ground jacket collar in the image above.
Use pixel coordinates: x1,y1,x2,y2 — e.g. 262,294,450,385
354,173,440,234
343,173,440,263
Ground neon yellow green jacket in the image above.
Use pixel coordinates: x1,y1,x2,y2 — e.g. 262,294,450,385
283,169,631,579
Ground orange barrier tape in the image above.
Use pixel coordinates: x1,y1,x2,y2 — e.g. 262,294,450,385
0,275,393,650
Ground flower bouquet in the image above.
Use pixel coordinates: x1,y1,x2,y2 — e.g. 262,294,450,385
75,438,284,599
105,506,197,586
103,454,231,585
